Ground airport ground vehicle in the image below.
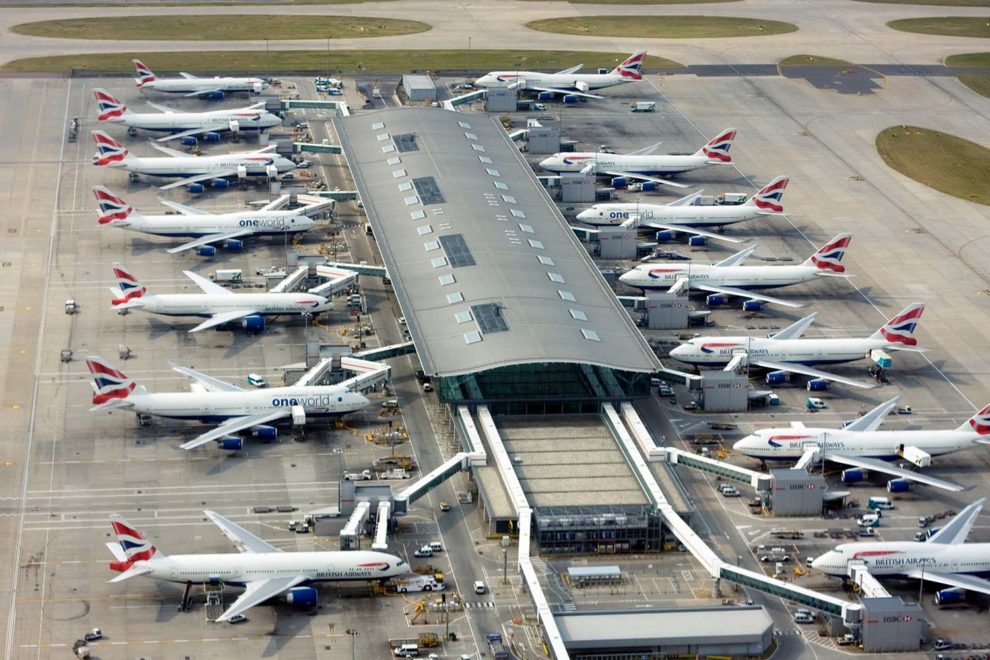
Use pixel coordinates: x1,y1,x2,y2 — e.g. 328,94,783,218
474,580,487,594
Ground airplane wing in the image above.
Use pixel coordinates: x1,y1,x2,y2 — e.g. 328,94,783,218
752,358,878,390
529,85,603,100
204,510,280,553
555,64,583,75
169,362,244,393
903,569,990,597
841,396,901,433
156,197,210,215
158,170,237,191
145,101,177,114
166,230,254,254
109,564,155,583
825,454,965,492
769,313,818,340
179,410,289,450
179,72,199,80
148,142,190,158
629,141,664,157
600,169,690,189
189,310,260,333
184,270,235,295
714,244,758,268
926,497,985,545
215,575,308,622
633,220,743,244
90,398,134,413
666,190,704,207
157,126,232,143
692,284,806,309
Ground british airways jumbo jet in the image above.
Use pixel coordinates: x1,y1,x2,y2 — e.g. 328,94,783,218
474,51,647,99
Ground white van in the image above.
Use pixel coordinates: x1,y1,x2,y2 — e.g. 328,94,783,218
858,512,881,528
247,373,267,388
428,541,443,553
473,580,486,594
394,643,419,657
868,496,895,510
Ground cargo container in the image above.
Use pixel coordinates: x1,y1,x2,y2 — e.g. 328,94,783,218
630,101,656,112
212,269,243,283
870,349,892,369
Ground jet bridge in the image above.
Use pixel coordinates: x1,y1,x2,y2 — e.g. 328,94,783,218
310,264,359,297
283,99,349,114
270,265,309,293
442,89,486,110
320,260,387,278
848,561,891,598
340,500,371,550
371,500,392,551
392,452,481,516
353,341,416,362
663,447,773,491
291,355,390,393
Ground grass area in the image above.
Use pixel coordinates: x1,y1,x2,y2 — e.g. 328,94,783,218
526,15,797,39
854,0,989,6
779,55,854,67
876,126,990,205
11,15,429,40
0,50,684,74
946,53,990,97
946,51,990,65
887,17,990,37
958,73,990,95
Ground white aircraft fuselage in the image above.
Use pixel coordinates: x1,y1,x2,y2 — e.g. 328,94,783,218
577,202,762,228
126,549,407,585
540,152,716,176
115,211,313,239
812,542,990,577
620,264,822,291
102,153,297,179
670,336,887,367
734,428,981,461
142,77,266,95
110,109,282,134
124,386,368,422
118,292,332,319
474,71,632,91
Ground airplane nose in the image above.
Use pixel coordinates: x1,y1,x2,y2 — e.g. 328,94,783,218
810,555,827,571
669,344,687,359
617,270,635,286
576,209,593,221
732,435,755,451
538,157,553,169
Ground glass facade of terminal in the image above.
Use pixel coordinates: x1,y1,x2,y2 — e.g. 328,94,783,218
436,362,651,413
533,505,665,554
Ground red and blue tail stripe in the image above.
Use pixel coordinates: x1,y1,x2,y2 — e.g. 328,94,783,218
879,304,924,346
967,405,990,435
112,266,146,302
86,357,136,404
752,176,788,212
810,234,851,273
92,131,128,166
111,518,156,562
702,129,736,163
132,59,156,87
94,187,132,224
616,51,645,80
93,89,126,121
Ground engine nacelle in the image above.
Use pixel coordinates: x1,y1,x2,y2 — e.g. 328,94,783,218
228,119,241,133
241,314,265,332
742,300,763,312
223,238,244,251
187,183,206,194
935,588,965,606
688,235,707,247
886,478,911,493
196,245,217,257
765,370,789,385
537,91,554,101
285,586,318,608
218,436,244,451
610,177,628,189
252,425,278,440
181,136,199,146
563,94,579,104
841,468,866,483
807,378,830,392
655,230,675,242
207,91,225,101
641,182,658,192
211,178,230,190
706,294,727,306
202,132,221,143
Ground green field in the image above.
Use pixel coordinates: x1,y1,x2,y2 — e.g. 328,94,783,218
854,0,989,6
946,52,990,97
779,55,854,67
876,126,990,205
526,15,797,38
946,51,990,65
11,15,429,40
0,50,684,74
887,17,990,37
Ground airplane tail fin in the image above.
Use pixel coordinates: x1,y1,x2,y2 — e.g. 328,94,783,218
93,186,137,226
107,514,162,574
132,59,156,88
745,175,789,213
870,302,924,347
695,128,737,163
93,88,129,122
86,356,138,405
92,130,131,167
610,50,646,81
110,263,148,307
959,404,990,435
803,233,852,273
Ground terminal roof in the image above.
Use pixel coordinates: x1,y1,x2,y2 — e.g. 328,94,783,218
334,108,660,378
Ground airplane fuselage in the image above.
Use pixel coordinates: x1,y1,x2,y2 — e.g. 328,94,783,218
813,542,990,577
475,71,631,91
540,152,715,176
105,154,296,179
671,337,887,367
119,292,332,318
126,386,367,421
109,110,281,133
578,202,762,228
126,550,407,585
735,429,979,461
116,211,313,239
142,77,265,95
620,264,819,291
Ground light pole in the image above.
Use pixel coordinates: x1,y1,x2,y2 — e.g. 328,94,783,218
345,628,358,660
501,535,510,585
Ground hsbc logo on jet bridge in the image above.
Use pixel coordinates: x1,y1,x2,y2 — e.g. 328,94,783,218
272,394,342,407
646,302,688,310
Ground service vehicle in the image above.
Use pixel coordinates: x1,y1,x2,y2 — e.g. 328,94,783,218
868,496,895,510
246,373,266,387
413,546,434,558
474,580,487,594
343,470,372,481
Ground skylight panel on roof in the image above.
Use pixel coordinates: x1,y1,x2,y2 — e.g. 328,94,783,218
581,329,601,342
518,224,534,234
376,133,390,142
405,196,420,207
447,291,465,304
392,169,407,179
502,195,517,204
438,234,476,268
458,121,471,129
431,256,448,268
547,272,565,284
510,208,526,219
413,177,445,206
372,122,385,130
398,181,413,192
478,155,493,164
417,225,433,235
465,132,478,140
410,210,427,220
387,156,401,165
424,240,440,251
382,145,396,153
558,290,576,302
439,274,456,286
471,144,486,152
472,303,508,334
394,133,419,153
538,255,554,266
528,239,544,249
570,309,588,321
455,310,472,323
486,168,500,177
464,330,483,344
494,181,508,190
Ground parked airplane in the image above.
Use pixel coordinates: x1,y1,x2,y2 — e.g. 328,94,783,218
106,511,406,621
108,264,332,333
133,59,267,98
618,234,852,310
668,302,925,390
91,130,296,191
538,128,737,189
473,51,646,99
87,355,368,449
94,88,281,143
575,175,788,243
94,187,316,254
733,396,989,491
812,498,990,599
